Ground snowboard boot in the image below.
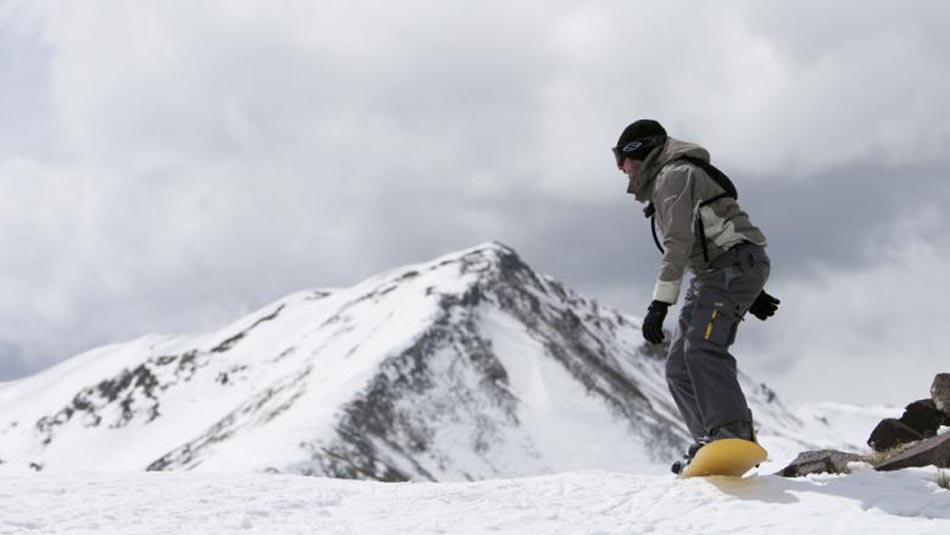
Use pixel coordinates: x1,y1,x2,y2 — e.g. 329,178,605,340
670,438,711,474
671,421,758,474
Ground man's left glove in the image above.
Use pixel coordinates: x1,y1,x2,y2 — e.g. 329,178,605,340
642,300,670,344
749,290,780,321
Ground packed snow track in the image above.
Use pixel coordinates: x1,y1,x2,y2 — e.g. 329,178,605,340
2,469,948,534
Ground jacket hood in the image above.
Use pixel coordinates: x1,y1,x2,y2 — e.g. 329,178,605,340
626,138,710,202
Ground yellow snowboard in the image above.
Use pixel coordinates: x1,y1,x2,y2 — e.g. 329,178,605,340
681,438,767,478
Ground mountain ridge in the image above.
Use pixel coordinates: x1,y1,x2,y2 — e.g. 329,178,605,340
0,242,857,478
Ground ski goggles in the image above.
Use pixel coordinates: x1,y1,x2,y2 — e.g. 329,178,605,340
612,135,666,167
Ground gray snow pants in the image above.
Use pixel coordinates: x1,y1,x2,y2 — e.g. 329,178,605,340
665,242,770,440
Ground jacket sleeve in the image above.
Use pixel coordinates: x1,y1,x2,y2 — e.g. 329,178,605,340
651,165,697,304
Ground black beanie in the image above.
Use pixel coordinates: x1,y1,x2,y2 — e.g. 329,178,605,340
615,119,667,161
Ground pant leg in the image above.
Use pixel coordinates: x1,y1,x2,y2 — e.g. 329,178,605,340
682,244,770,432
665,281,706,440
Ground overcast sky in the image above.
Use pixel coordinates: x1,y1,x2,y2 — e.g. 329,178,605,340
1,0,948,405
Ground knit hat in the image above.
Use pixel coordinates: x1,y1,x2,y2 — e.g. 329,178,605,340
613,119,668,164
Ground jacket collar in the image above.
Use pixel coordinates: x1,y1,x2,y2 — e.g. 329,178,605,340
626,137,711,202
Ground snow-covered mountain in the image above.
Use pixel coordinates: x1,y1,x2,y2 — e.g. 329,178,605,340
0,243,865,479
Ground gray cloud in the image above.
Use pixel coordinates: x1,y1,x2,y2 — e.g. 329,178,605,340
1,1,948,405
743,163,950,277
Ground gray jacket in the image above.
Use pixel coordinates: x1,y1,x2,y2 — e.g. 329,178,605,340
627,137,767,304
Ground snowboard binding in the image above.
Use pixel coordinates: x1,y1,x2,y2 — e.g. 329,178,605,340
671,439,708,474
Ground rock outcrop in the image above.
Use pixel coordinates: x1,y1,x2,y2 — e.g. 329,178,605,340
867,419,922,452
782,372,950,478
775,450,865,477
875,432,950,472
932,373,950,414
867,396,950,453
867,399,947,452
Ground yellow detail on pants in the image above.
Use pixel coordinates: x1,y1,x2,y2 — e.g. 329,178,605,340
704,310,718,340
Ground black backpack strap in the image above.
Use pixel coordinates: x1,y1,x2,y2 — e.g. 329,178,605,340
643,203,665,255
650,215,664,255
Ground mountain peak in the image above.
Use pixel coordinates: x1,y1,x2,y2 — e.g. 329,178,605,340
400,241,526,282
452,240,518,257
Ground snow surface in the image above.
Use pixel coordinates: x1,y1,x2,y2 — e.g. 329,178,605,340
2,469,948,534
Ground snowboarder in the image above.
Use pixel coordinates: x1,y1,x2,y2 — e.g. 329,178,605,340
612,119,780,471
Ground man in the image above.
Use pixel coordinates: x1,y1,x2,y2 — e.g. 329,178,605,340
613,119,780,467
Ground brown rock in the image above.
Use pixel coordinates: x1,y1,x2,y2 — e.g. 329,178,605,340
900,399,945,437
776,449,865,478
874,432,950,471
868,418,923,452
932,373,950,415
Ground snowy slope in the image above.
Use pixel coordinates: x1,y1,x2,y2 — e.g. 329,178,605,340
2,469,949,534
0,242,870,478
791,402,900,451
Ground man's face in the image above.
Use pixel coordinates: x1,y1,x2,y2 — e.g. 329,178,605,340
621,157,642,177
621,156,649,202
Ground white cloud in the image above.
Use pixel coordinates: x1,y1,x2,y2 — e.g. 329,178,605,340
0,0,948,408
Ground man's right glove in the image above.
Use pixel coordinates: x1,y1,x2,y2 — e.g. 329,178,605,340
749,290,780,321
642,300,670,344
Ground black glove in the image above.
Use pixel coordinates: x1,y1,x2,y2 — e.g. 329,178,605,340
749,290,780,321
642,300,670,344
